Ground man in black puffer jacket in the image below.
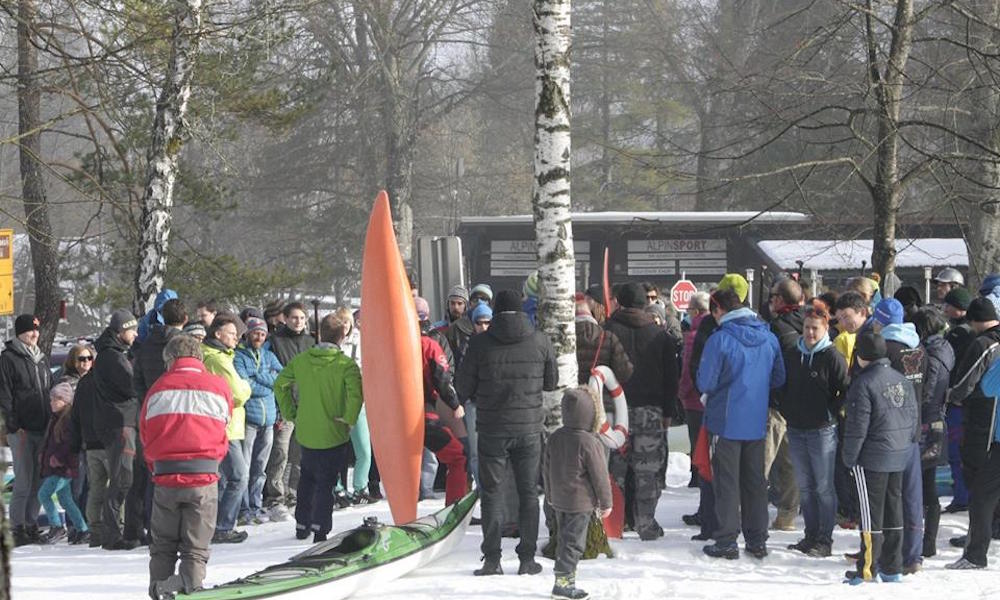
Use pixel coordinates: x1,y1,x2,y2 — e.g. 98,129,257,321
456,289,557,577
948,298,1000,512
0,314,51,546
842,333,919,584
604,282,679,541
93,309,141,550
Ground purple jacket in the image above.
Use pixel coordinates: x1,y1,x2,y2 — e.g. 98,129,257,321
679,313,706,412
40,414,78,479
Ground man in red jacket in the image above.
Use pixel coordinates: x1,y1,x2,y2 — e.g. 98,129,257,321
140,334,233,600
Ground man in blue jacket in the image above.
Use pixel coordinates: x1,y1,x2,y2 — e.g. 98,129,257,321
234,317,282,525
697,289,785,560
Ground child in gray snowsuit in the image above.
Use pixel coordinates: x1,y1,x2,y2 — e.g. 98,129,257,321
543,387,613,600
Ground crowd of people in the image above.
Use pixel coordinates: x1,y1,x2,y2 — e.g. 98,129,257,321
2,264,1000,599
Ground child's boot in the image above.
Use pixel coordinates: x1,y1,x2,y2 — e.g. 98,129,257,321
552,572,589,600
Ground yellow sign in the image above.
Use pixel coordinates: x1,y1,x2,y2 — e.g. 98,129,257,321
0,229,13,316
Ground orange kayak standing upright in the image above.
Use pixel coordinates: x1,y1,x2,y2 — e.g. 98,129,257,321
360,190,424,525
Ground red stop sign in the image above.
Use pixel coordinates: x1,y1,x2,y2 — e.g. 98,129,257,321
671,279,698,312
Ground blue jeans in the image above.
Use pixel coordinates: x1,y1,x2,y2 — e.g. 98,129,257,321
240,424,273,518
946,405,969,505
787,425,838,544
420,448,438,498
901,442,923,566
216,440,249,533
463,403,479,487
38,476,87,531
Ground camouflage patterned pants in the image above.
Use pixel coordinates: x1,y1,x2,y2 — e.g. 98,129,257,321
610,405,666,538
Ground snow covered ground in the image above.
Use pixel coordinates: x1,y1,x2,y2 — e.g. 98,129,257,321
12,452,1000,600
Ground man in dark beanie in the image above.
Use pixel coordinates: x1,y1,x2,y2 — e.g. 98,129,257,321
947,297,1000,534
942,286,975,512
605,282,679,541
944,288,975,365
842,332,918,584
0,314,51,545
93,308,142,550
456,288,557,576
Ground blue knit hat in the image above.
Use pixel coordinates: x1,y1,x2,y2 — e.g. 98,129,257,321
471,303,493,323
873,298,904,326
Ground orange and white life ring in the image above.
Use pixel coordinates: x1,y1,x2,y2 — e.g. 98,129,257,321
590,365,628,449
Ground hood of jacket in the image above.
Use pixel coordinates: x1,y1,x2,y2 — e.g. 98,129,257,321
274,323,309,340
923,334,953,364
718,308,771,348
797,334,834,366
304,344,346,365
487,312,536,345
609,307,656,329
774,306,805,330
980,274,1000,297
561,387,597,432
881,322,920,349
6,338,44,364
153,289,178,311
203,337,234,357
94,327,129,354
451,315,474,337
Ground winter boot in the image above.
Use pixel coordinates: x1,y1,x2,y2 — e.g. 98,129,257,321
744,543,768,559
552,573,589,600
806,542,832,558
843,570,876,585
71,530,91,546
950,535,967,548
152,573,188,600
42,526,67,544
703,542,739,560
945,557,986,570
770,509,796,531
682,513,702,527
518,558,543,575
787,537,816,553
12,526,31,547
473,556,503,576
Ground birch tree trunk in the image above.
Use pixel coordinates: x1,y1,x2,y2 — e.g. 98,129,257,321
17,0,60,356
964,0,1000,288
866,0,913,290
533,0,577,431
133,0,203,314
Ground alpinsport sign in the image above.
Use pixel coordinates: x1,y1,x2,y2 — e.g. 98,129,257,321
626,239,727,277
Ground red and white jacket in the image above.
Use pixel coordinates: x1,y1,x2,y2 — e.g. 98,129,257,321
140,357,233,488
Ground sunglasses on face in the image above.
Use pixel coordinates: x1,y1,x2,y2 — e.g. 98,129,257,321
77,356,94,362
475,321,490,326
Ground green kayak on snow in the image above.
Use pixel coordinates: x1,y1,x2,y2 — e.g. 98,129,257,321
174,490,477,600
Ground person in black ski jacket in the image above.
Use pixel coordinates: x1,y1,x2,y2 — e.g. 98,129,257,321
842,333,919,585
456,289,557,577
0,314,51,546
777,301,849,557
92,309,141,550
948,298,1000,493
941,287,975,512
604,282,679,541
132,299,187,403
911,306,955,557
